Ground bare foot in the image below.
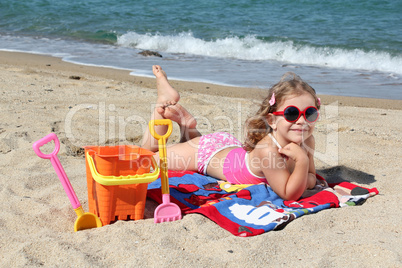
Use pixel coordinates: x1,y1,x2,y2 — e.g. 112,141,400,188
157,102,197,129
153,65,180,104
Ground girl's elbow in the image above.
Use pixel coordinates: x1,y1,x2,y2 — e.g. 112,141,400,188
279,191,302,201
283,193,302,201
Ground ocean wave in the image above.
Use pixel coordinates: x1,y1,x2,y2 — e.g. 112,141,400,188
117,31,402,75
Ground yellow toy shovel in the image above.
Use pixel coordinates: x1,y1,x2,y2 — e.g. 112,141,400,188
149,119,182,223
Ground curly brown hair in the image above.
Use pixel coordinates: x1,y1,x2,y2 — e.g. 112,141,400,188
243,72,320,152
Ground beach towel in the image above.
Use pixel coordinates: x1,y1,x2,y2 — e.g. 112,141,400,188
147,171,378,237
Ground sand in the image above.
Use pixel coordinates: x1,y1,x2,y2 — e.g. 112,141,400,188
0,51,401,267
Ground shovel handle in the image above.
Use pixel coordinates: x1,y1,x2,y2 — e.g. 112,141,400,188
149,119,172,194
149,119,173,141
33,133,81,209
149,119,173,159
32,133,60,159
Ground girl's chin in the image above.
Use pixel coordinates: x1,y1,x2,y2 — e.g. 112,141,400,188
293,138,304,145
288,131,308,143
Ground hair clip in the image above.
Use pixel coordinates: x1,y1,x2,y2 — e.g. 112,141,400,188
269,93,276,106
317,97,321,106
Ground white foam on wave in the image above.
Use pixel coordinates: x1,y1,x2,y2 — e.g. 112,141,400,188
117,31,402,75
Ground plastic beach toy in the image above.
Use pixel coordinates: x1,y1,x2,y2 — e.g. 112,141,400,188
33,133,102,232
149,119,182,223
84,145,159,225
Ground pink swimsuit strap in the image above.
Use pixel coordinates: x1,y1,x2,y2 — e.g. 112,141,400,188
223,147,267,185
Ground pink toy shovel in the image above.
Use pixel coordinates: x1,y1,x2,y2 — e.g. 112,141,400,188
149,119,182,223
33,133,102,231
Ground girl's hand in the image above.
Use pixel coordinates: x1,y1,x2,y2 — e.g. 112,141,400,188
278,143,308,163
307,173,317,189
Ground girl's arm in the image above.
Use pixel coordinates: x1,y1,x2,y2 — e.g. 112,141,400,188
259,143,309,200
304,135,318,189
304,135,328,188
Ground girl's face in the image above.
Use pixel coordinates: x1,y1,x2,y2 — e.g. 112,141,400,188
270,93,317,145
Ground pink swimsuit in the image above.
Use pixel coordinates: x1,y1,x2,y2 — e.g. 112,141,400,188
197,132,267,184
223,147,268,184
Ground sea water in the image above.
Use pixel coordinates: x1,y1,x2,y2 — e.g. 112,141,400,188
0,0,401,99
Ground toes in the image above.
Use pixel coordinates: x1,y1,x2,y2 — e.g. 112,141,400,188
156,101,177,112
153,65,162,75
156,106,165,115
164,101,177,107
153,65,168,79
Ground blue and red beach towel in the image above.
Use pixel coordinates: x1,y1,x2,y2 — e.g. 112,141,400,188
147,171,378,237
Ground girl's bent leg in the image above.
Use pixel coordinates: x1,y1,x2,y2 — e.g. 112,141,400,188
141,65,180,151
141,65,201,151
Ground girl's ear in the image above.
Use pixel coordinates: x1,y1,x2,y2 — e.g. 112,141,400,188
267,114,277,130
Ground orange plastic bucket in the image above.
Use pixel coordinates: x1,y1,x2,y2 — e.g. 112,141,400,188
84,145,159,225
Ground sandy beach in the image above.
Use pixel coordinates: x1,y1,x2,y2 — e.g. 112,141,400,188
0,51,401,267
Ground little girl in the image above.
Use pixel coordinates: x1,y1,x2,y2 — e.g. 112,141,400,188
142,65,322,201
